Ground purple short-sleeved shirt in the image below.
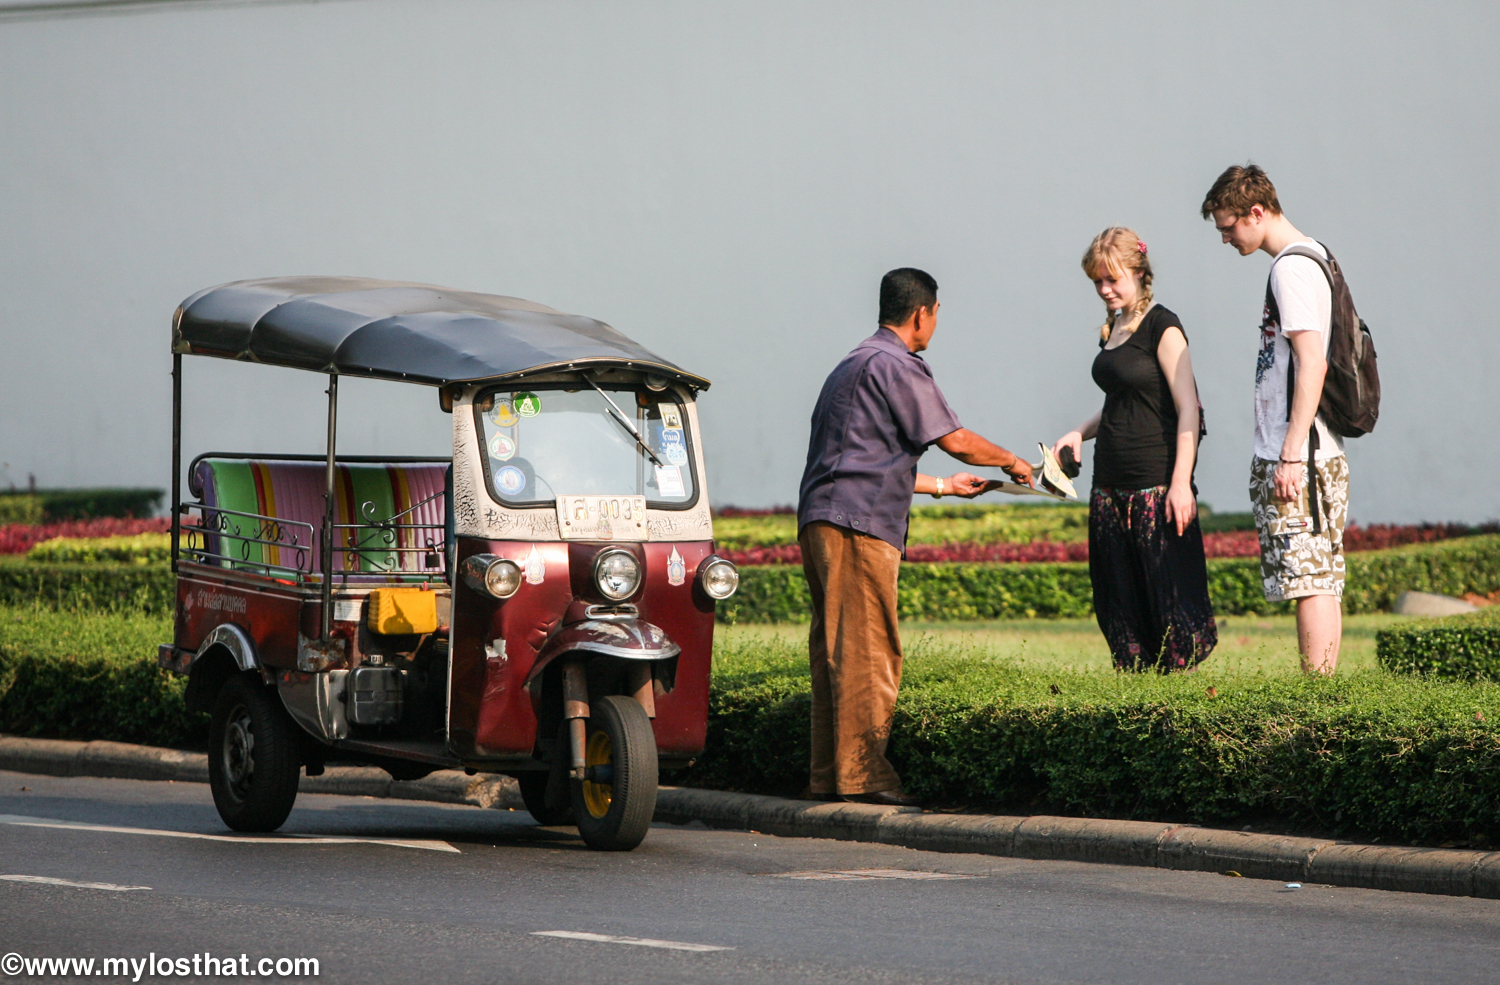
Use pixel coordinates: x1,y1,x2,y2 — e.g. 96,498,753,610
797,328,963,553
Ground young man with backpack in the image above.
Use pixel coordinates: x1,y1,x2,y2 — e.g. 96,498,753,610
1202,164,1379,674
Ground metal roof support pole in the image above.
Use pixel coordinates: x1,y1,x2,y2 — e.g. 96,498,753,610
321,374,338,639
170,353,181,575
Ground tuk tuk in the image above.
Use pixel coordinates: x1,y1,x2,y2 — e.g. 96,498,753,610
157,277,738,851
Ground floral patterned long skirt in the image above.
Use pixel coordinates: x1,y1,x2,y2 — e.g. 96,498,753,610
1089,486,1217,672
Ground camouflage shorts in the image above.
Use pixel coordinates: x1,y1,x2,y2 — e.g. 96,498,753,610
1249,455,1349,602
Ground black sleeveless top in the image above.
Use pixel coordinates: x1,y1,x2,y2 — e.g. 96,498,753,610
1091,305,1189,490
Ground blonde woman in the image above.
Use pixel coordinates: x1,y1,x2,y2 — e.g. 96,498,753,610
1053,228,1216,671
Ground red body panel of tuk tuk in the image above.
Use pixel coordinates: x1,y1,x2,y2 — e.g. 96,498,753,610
173,567,305,669
449,537,715,762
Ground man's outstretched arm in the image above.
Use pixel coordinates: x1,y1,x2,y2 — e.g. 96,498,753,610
927,428,1034,488
915,423,1035,497
914,471,988,498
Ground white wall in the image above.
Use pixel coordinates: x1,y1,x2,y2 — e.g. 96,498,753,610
1,0,1495,521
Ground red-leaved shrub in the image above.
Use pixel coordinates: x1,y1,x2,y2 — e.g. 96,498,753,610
0,517,170,555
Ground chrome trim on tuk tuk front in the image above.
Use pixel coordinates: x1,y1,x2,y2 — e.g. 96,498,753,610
527,617,681,685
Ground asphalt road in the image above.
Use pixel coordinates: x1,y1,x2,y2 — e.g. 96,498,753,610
2,770,1498,985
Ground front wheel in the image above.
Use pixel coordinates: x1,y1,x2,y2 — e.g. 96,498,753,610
570,695,658,851
207,674,302,832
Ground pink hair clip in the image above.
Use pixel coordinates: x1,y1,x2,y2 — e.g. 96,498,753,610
1137,241,1148,255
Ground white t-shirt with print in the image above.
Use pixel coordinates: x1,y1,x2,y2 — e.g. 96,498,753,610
1253,240,1347,463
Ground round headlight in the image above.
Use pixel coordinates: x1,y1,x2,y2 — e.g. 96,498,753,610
484,558,523,598
593,549,641,601
461,554,522,599
699,557,739,600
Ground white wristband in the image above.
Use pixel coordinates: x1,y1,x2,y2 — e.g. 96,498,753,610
934,477,944,498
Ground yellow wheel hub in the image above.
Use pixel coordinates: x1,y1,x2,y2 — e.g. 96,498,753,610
582,730,613,819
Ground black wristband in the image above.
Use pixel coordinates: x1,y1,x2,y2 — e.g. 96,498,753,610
1278,458,1303,465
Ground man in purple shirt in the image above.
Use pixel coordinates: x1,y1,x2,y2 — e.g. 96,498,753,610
798,268,1033,805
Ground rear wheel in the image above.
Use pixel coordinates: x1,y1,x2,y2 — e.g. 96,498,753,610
570,695,657,851
518,770,574,826
207,674,302,832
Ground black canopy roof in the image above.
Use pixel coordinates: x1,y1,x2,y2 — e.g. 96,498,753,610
173,277,710,390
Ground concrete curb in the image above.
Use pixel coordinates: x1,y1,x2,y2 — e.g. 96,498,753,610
653,787,1500,900
0,735,522,811
5,736,1497,900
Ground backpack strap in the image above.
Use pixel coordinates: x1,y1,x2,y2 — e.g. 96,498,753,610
1272,244,1334,536
1277,244,1335,291
1274,246,1333,422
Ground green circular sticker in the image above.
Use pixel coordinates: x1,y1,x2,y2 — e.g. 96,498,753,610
514,392,542,418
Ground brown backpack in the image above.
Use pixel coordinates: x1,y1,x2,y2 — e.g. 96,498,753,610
1267,243,1381,438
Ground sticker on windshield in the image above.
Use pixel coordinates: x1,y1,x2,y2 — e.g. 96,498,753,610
491,398,519,428
496,466,526,496
659,427,689,466
659,404,682,429
489,434,517,461
514,392,542,418
655,465,685,497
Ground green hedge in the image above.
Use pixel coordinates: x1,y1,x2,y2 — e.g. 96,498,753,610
682,641,1500,844
1198,510,1255,533
716,501,1258,549
0,495,45,526
0,534,1494,622
6,602,1499,843
716,502,1092,550
724,536,1500,623
0,607,201,747
0,557,174,613
722,561,1100,622
0,488,164,523
1345,535,1500,610
1377,606,1500,681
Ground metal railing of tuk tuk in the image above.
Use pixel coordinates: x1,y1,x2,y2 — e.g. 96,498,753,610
332,490,448,578
178,489,448,584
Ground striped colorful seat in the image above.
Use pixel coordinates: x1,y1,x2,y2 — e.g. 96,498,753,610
189,458,448,578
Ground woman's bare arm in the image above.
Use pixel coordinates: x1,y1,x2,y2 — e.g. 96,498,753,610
1052,411,1101,464
1157,325,1200,535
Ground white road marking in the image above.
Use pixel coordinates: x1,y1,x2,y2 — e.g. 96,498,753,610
531,931,732,952
0,874,151,892
773,868,979,881
0,815,459,853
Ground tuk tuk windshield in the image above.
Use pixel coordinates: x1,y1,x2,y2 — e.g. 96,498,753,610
475,386,696,507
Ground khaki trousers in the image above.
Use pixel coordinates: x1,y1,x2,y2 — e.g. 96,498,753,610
799,521,904,796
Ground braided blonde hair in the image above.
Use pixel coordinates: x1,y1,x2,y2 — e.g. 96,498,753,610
1081,226,1154,342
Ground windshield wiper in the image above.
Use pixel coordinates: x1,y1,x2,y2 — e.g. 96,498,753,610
584,376,664,467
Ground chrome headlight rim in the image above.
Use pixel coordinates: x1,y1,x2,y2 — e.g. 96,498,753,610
461,554,522,599
698,555,739,600
592,547,642,601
